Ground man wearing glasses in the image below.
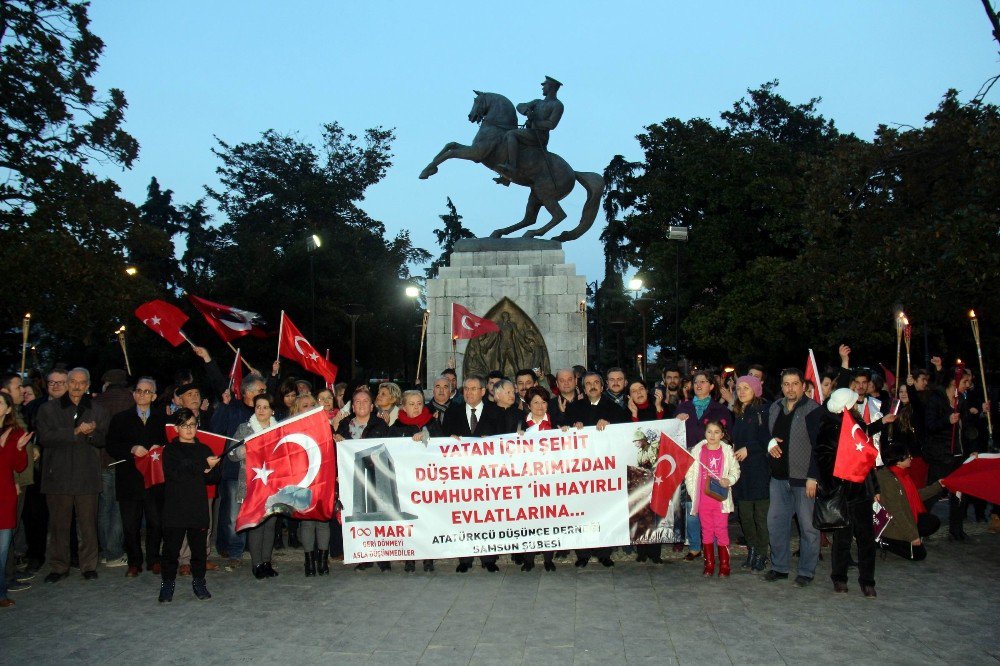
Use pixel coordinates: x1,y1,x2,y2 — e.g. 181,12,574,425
37,367,110,582
106,378,168,577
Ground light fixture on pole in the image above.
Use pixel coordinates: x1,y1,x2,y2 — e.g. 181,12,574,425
666,224,689,361
307,234,322,339
406,286,428,386
341,303,367,381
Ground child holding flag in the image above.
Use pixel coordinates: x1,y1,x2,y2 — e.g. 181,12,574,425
684,421,740,577
159,409,222,603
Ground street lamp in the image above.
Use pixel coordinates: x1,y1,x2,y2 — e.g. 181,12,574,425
634,297,653,379
405,285,428,386
585,280,602,369
628,277,643,299
341,303,367,380
307,234,322,339
666,225,689,361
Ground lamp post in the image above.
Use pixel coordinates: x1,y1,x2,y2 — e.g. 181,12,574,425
405,285,428,387
307,234,322,339
341,303,366,380
611,318,626,368
666,225,689,361
635,297,653,379
585,280,601,368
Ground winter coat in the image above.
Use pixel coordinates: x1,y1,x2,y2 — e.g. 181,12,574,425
683,441,740,514
730,401,772,501
36,394,109,495
675,400,733,449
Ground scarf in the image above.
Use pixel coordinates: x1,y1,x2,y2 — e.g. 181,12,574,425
525,415,552,431
248,415,274,434
890,465,925,522
693,395,711,419
398,407,433,428
429,400,449,422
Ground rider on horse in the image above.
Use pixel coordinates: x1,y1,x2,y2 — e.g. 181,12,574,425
497,76,564,176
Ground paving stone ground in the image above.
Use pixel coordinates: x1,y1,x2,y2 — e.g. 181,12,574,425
2,509,998,665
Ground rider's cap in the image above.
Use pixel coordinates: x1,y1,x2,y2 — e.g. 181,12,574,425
543,76,563,88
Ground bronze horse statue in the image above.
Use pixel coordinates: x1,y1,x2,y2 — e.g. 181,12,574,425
419,91,604,242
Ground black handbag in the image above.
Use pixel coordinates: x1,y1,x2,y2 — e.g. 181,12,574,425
812,482,851,531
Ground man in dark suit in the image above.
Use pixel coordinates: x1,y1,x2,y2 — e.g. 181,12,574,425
105,377,169,577
566,372,629,567
441,375,503,573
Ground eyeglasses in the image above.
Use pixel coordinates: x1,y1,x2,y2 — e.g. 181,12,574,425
134,389,155,396
177,422,199,430
48,380,66,386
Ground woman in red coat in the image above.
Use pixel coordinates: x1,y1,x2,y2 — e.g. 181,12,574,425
1,392,31,608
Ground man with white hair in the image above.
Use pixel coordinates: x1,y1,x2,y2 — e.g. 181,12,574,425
36,367,110,582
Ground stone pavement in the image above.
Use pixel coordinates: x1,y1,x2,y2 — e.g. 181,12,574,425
2,517,998,665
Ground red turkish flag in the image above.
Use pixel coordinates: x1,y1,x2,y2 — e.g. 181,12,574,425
451,303,500,340
135,300,189,347
134,446,165,488
834,410,878,482
649,432,695,517
187,294,268,343
165,424,230,499
805,349,824,404
941,455,1000,504
164,424,228,457
277,312,338,385
235,407,337,531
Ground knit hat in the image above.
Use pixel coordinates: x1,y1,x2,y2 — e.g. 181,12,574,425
736,375,762,398
827,388,859,413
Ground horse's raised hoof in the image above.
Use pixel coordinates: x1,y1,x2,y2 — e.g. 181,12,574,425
522,229,542,238
552,231,575,242
489,229,507,238
418,166,438,179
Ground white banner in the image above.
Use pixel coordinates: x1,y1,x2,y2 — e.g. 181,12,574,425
337,419,686,563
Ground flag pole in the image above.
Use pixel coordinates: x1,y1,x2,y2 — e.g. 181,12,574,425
276,311,285,364
228,348,240,393
894,312,905,396
19,313,30,377
903,318,912,380
451,336,458,370
117,326,132,376
178,329,198,350
415,310,429,386
224,339,256,373
969,310,993,447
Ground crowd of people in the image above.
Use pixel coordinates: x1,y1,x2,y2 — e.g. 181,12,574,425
0,342,994,606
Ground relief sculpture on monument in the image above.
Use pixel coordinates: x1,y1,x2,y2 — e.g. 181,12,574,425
463,297,550,380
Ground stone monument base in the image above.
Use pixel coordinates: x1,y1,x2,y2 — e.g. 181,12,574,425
425,238,587,384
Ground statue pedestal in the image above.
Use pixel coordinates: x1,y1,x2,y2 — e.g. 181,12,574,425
425,238,587,384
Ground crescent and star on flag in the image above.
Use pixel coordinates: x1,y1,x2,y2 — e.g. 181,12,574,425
250,432,322,489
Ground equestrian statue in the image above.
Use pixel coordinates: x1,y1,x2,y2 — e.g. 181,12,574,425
418,77,604,242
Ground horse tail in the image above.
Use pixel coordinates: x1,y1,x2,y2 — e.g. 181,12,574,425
567,171,605,241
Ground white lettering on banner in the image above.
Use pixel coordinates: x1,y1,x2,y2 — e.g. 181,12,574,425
336,420,687,563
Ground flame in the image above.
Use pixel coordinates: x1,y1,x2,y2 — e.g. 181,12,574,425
969,309,976,319
24,313,30,319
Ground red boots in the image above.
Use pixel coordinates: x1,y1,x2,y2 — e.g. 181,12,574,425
718,545,731,577
702,544,731,577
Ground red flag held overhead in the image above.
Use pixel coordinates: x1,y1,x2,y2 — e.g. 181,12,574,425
649,432,695,517
941,455,1000,505
452,303,500,340
188,294,267,343
277,313,338,385
804,349,824,404
135,300,189,347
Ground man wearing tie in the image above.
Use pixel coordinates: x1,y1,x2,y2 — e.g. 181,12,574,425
442,376,503,572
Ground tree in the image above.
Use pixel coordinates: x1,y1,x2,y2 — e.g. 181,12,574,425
426,197,473,279
602,83,1000,370
0,0,138,212
201,123,429,379
0,1,148,369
